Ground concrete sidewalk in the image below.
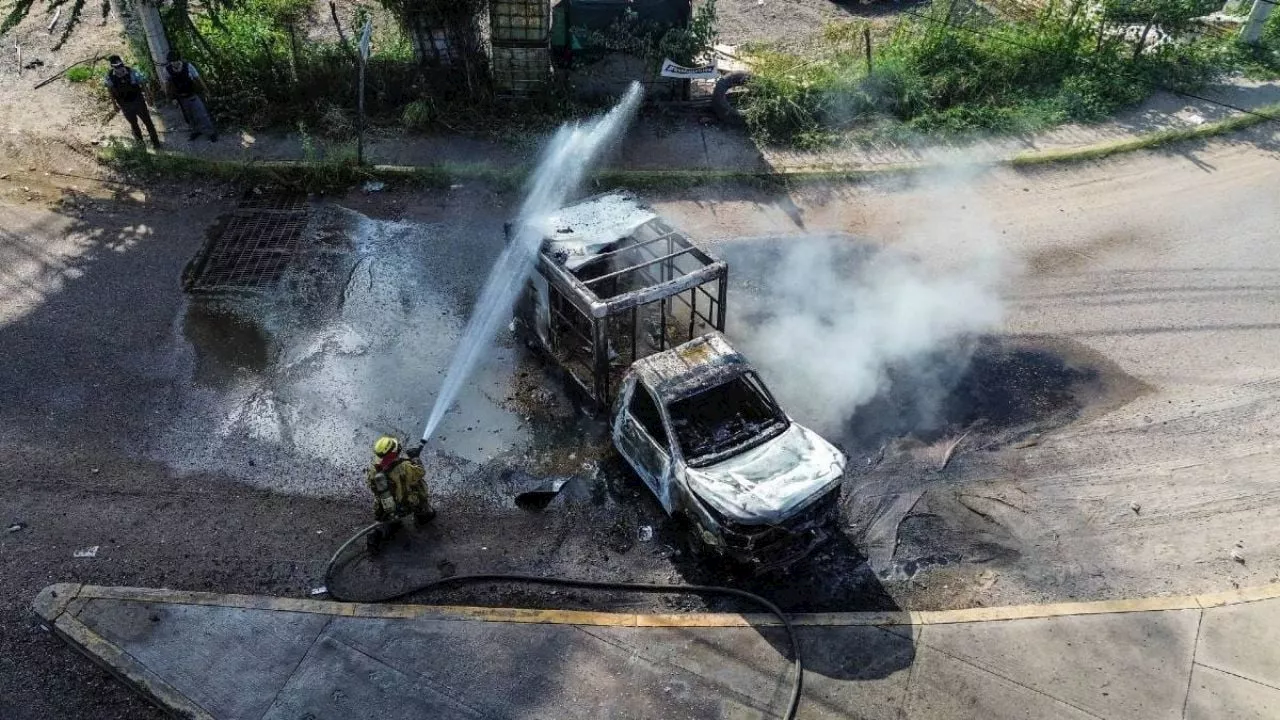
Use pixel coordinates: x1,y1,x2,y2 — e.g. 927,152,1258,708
156,80,1280,175
34,583,1280,719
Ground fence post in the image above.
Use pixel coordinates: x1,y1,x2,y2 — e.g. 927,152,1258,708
357,19,372,166
864,26,872,75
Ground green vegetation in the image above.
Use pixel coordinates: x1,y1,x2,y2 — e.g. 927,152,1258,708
98,137,457,193
161,0,419,130
161,0,618,137
585,0,719,66
65,63,104,84
739,0,1280,148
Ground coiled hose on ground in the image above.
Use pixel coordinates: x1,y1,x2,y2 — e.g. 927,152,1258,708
324,521,804,720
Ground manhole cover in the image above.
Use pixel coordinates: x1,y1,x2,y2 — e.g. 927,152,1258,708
184,193,311,293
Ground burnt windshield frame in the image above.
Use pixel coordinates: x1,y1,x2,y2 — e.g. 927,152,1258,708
668,371,790,468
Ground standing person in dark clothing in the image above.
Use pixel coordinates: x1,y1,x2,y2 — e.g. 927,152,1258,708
104,55,161,149
163,50,218,142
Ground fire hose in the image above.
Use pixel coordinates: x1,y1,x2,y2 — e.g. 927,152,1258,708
324,522,805,720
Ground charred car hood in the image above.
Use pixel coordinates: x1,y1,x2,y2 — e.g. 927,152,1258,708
683,423,846,524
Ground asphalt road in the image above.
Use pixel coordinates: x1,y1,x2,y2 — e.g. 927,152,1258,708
2,127,1279,718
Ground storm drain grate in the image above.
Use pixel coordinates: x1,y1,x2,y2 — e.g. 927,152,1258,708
184,194,311,293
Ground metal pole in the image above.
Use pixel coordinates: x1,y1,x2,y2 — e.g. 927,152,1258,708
715,271,728,332
864,27,872,75
689,288,697,339
593,320,610,406
357,59,366,165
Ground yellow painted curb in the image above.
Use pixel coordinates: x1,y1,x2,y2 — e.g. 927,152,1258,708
38,584,215,719
36,581,1280,629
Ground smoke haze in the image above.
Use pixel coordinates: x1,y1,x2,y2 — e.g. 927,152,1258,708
724,186,1011,439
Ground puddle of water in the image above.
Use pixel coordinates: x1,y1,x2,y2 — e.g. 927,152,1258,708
182,302,271,389
167,206,538,497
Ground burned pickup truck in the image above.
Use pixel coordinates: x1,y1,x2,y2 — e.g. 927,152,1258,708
513,192,846,567
613,333,847,568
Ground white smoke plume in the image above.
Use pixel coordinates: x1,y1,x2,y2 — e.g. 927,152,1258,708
726,182,1011,438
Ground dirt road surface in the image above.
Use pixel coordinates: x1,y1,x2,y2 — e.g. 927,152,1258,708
3,127,1279,717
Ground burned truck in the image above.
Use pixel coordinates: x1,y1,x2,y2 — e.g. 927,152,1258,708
614,333,847,568
513,192,847,567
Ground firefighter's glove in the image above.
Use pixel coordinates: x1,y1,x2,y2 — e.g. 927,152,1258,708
406,442,424,460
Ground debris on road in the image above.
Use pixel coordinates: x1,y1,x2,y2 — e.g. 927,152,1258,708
1012,434,1041,449
7,523,26,533
1130,502,1141,514
361,180,385,193
638,526,654,542
1231,548,1245,564
940,429,974,470
309,587,327,596
514,477,568,510
73,546,99,558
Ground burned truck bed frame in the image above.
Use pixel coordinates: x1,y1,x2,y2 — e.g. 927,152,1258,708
513,192,728,408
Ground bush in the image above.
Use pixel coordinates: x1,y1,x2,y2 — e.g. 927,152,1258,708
65,63,100,83
163,0,421,129
401,99,436,131
738,0,1253,147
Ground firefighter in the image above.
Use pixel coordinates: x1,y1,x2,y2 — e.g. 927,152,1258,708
365,435,435,553
163,51,218,142
104,55,161,149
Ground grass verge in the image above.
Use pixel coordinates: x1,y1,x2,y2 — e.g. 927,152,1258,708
1008,103,1280,166
98,103,1278,194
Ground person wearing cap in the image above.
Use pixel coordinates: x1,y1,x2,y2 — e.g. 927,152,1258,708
163,50,217,142
364,435,435,553
103,55,160,149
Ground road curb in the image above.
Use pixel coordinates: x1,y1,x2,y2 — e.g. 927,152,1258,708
101,103,1279,189
36,584,215,720
34,581,1280,718
35,581,1280,629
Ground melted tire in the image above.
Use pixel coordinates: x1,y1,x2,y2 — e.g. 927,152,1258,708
712,71,751,124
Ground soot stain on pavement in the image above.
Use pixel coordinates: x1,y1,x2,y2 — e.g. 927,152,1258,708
842,335,1148,584
840,335,1131,455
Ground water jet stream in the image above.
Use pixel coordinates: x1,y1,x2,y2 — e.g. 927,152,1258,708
420,83,644,444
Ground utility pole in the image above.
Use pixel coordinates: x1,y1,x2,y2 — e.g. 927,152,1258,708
132,0,171,78
1241,0,1276,45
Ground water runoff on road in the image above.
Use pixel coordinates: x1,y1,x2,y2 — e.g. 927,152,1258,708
419,82,644,444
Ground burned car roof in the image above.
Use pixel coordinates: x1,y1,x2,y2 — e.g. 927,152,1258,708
630,332,752,403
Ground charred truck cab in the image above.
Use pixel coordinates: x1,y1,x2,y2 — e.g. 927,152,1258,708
612,333,847,569
514,192,846,568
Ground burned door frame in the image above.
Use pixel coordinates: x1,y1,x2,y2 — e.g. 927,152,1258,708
612,375,678,512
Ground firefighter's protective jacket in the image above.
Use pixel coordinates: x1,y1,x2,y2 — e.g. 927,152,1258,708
365,457,429,520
